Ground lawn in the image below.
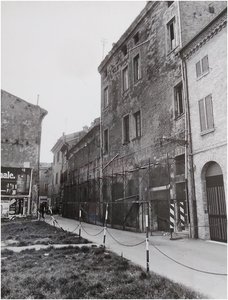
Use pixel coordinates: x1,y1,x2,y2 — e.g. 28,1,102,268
1,220,203,299
1,219,88,246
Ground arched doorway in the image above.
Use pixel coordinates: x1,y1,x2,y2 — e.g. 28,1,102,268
205,162,227,242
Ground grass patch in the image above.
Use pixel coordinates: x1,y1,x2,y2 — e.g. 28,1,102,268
1,246,203,299
1,220,88,246
1,219,204,299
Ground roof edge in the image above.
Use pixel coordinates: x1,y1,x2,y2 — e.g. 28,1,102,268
98,1,156,73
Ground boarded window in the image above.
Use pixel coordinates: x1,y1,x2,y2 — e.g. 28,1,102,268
134,111,141,138
196,55,209,78
133,54,140,82
122,66,129,91
103,129,109,154
174,82,184,118
104,87,108,108
196,61,201,77
198,94,214,132
202,55,209,73
123,115,130,143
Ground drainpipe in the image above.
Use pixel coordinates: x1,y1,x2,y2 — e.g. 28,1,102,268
181,58,198,239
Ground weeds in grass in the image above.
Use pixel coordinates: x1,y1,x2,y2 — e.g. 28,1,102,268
1,221,203,299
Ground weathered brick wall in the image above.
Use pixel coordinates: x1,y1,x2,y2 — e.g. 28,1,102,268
1,90,47,214
98,1,226,232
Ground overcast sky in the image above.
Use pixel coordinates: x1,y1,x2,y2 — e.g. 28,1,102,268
1,1,146,163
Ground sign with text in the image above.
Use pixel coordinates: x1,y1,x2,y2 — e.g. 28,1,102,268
1,167,32,197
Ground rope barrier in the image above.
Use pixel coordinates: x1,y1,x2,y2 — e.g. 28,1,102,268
81,224,104,236
150,242,227,276
106,229,145,247
43,216,227,276
71,224,80,233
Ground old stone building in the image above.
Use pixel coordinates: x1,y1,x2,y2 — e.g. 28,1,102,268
97,1,227,235
51,130,86,213
62,118,101,222
1,90,47,216
180,8,227,242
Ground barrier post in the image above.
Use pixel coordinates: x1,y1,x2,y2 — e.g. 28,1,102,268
79,207,82,239
145,212,150,272
170,201,175,239
103,203,108,247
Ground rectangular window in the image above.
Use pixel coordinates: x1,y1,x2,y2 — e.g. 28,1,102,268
167,19,176,51
55,172,58,185
174,82,184,118
198,94,214,132
175,154,185,175
134,111,141,138
123,115,130,144
167,1,174,7
133,32,139,45
196,55,209,78
122,66,129,91
103,129,109,154
133,54,140,83
57,152,60,163
122,44,127,56
104,87,108,108
104,68,108,78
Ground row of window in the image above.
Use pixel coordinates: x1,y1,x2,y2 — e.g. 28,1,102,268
103,92,214,155
103,54,141,109
103,110,141,154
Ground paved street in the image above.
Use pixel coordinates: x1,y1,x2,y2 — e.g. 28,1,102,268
46,215,227,299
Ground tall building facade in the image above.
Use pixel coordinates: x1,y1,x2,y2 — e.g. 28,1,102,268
180,8,227,242
98,1,227,236
62,118,101,221
51,130,86,213
1,90,47,216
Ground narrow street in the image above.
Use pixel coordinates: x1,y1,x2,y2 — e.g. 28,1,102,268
47,215,227,299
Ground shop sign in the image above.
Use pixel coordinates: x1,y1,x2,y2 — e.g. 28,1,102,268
1,167,32,196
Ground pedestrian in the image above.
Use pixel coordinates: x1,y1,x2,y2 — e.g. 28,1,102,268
39,202,45,219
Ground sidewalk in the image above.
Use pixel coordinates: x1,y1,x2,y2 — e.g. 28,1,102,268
49,215,227,299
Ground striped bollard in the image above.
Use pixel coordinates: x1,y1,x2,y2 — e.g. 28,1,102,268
170,202,175,239
79,209,82,239
179,202,185,230
145,214,150,272
103,204,108,247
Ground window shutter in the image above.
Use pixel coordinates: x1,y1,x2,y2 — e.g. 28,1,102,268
202,55,209,73
196,61,201,77
198,99,206,131
205,94,214,129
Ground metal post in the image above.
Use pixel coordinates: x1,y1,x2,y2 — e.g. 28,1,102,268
103,203,108,247
79,206,82,239
145,208,150,272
